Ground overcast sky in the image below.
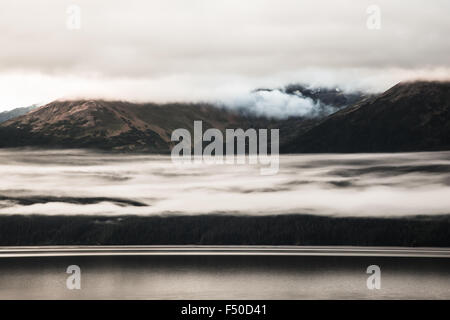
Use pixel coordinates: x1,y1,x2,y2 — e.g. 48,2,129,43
0,0,449,111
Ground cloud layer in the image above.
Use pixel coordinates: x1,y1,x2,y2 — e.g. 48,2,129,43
1,150,450,217
0,0,449,109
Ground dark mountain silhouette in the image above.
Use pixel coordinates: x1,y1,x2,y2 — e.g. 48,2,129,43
282,81,450,153
283,84,367,108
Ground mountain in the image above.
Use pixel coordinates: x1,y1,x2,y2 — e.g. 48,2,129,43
282,81,450,153
283,84,366,108
0,81,448,153
0,100,275,152
0,105,38,124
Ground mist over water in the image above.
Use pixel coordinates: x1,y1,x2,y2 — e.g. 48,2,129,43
0,149,449,217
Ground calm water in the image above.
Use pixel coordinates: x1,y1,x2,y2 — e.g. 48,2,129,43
0,253,449,299
0,149,450,217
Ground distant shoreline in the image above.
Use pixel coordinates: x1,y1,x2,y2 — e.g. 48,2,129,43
0,214,449,247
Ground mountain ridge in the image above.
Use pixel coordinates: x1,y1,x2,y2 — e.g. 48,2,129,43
282,81,450,153
0,105,38,124
1,81,449,153
0,100,275,152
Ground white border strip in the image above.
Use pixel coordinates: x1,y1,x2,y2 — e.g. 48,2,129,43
0,246,449,258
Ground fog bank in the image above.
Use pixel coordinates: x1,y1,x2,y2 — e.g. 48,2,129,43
0,150,449,217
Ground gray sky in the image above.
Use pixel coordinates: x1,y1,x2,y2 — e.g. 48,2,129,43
0,0,449,110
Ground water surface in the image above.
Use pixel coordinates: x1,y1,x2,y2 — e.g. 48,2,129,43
0,252,449,299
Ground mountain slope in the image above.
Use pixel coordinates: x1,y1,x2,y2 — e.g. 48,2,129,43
0,105,38,124
282,81,450,153
0,100,273,152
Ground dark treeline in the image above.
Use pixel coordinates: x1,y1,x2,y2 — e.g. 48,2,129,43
0,214,449,246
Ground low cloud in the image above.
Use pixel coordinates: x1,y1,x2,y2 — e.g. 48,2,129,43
223,89,336,119
1,67,449,111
